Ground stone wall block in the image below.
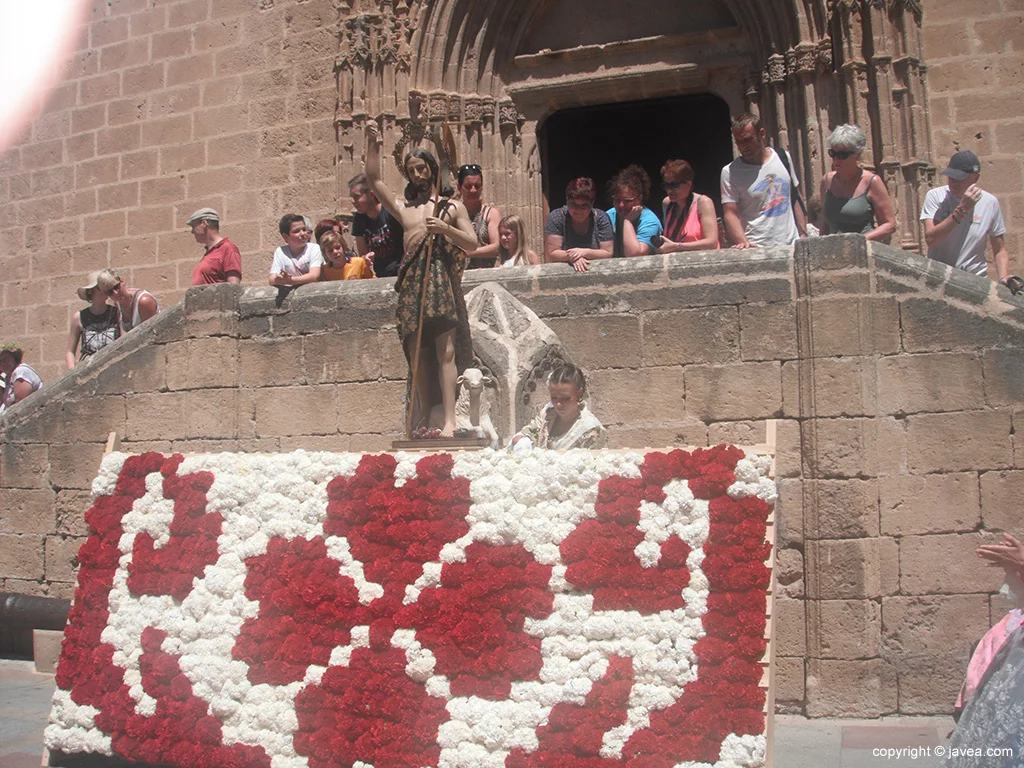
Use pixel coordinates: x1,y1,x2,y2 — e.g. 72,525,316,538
125,392,190,441
0,443,49,489
775,547,804,599
802,296,900,358
44,535,87,583
589,367,685,426
684,362,782,421
892,652,965,715
899,533,997,595
739,303,797,361
255,385,339,437
773,656,805,708
907,410,1012,473
774,418,801,479
806,538,887,599
803,479,879,539
774,596,806,656
547,315,642,369
880,473,981,536
279,434,352,453
782,358,877,419
802,417,906,479
983,348,1024,406
303,331,380,383
707,420,762,447
90,344,167,394
165,337,238,390
48,442,106,491
0,534,44,579
185,389,238,439
607,424,709,450
348,433,398,452
775,478,804,550
901,298,1020,352
379,329,407,380
877,353,985,415
807,599,881,659
640,307,738,366
0,488,56,534
980,470,1024,532
238,337,305,387
337,381,406,435
60,396,126,443
805,658,897,718
55,490,93,537
800,233,869,270
881,595,990,654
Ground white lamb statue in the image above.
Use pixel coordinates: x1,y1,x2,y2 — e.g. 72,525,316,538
429,367,500,448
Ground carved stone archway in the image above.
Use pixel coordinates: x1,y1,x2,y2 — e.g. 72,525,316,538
335,0,934,250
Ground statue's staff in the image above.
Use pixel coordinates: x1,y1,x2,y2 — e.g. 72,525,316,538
406,121,458,438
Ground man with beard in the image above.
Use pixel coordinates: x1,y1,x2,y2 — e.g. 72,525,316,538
364,121,478,438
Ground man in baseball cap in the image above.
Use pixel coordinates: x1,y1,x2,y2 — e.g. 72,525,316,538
920,150,1021,294
187,207,242,286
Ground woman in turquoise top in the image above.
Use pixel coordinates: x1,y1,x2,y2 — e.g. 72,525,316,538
818,124,896,242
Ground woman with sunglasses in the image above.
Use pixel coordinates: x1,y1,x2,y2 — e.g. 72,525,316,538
658,159,719,252
457,164,502,269
66,269,122,369
819,124,895,241
544,177,614,272
104,271,159,332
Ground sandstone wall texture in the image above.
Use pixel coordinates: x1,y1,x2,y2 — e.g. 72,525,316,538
1,0,1021,387
921,0,1024,261
2,236,1023,719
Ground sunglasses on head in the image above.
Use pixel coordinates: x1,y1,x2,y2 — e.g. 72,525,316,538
459,164,482,174
828,148,855,160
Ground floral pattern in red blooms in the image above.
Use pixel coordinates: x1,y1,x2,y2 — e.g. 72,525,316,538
233,536,363,685
49,447,775,768
396,542,554,698
127,457,222,601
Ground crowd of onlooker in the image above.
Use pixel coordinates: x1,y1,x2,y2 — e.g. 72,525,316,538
0,112,1017,411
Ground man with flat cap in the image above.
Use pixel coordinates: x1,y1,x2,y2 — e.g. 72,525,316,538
187,208,243,285
920,150,1021,293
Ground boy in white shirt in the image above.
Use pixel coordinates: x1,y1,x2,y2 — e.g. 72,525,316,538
269,213,324,286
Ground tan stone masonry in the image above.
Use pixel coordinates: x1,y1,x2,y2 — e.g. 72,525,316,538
2,237,1024,718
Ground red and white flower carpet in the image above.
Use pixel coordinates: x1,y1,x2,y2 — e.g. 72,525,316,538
46,446,776,768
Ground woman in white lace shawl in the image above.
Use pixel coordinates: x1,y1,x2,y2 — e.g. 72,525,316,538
946,533,1024,766
511,364,606,451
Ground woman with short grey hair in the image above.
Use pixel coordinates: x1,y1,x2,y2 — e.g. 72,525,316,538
818,124,895,241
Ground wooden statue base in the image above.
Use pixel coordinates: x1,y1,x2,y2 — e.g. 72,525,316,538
391,437,492,451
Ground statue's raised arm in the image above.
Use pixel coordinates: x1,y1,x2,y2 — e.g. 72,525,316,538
364,121,407,227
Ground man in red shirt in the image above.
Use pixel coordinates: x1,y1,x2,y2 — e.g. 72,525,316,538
187,208,243,285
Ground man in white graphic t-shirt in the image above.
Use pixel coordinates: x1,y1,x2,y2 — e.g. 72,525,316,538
920,150,1021,293
721,113,808,248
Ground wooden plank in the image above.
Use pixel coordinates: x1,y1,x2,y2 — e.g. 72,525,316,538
391,438,491,451
104,432,121,455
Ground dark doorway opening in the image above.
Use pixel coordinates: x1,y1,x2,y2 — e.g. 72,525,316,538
540,93,734,220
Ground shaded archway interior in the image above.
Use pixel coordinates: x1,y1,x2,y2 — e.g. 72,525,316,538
541,93,734,217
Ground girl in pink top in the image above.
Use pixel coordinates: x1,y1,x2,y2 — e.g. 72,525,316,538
659,159,719,252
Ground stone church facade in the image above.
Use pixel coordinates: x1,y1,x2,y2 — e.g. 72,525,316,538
0,0,1021,381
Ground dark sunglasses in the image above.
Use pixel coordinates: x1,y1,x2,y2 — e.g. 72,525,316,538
104,281,122,296
828,148,855,160
663,180,684,190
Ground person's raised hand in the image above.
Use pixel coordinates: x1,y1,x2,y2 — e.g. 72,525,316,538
961,183,982,211
627,205,643,223
977,533,1024,574
365,121,381,145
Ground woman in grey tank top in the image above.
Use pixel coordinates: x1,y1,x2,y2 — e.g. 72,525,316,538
818,124,896,242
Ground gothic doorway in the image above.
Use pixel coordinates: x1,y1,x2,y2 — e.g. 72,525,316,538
540,93,734,217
